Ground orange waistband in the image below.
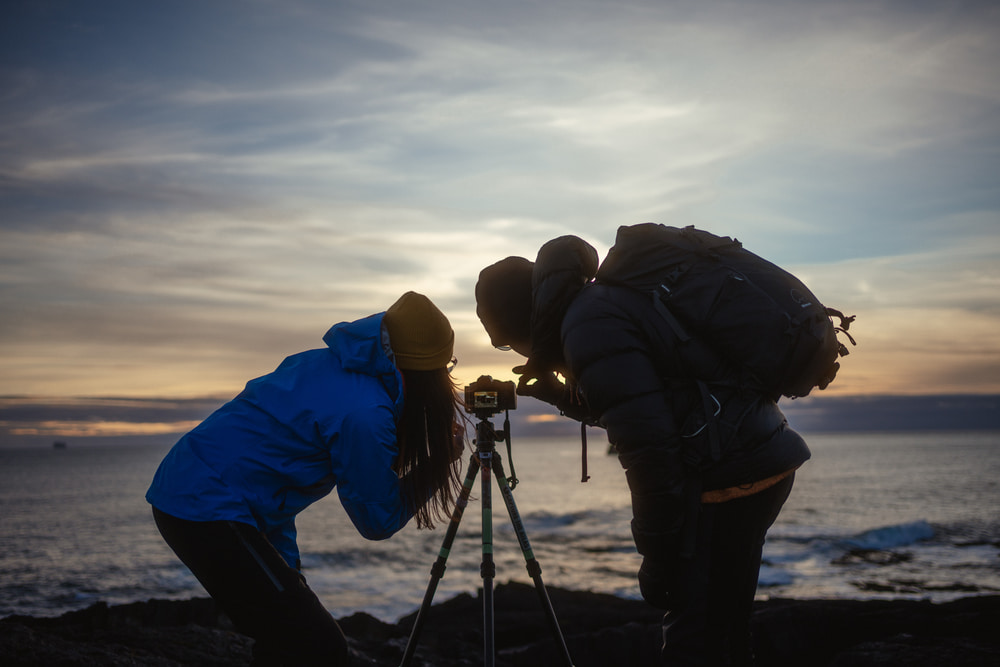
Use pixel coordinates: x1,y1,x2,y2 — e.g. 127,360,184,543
700,466,799,504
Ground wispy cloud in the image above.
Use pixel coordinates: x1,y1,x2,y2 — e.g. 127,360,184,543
1,0,998,397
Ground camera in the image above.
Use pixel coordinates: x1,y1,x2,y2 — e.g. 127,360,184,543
464,375,516,417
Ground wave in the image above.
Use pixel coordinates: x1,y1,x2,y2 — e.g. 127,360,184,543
768,520,936,549
841,520,936,550
509,507,631,537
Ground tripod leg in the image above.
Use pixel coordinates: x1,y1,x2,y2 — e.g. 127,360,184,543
479,447,496,667
399,452,479,667
492,455,575,667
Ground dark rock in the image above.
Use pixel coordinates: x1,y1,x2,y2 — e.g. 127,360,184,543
750,596,1000,667
2,584,999,666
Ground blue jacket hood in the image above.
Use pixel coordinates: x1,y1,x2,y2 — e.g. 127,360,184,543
323,312,404,418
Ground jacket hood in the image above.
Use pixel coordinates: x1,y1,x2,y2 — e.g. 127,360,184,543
322,312,404,414
530,235,599,368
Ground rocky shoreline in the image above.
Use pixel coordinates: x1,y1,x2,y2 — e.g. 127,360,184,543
3,583,999,666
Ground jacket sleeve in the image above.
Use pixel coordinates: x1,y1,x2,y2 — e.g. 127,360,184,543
561,285,691,560
265,519,301,570
334,405,412,540
562,286,684,447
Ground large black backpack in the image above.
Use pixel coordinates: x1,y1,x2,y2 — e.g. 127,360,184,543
595,223,856,399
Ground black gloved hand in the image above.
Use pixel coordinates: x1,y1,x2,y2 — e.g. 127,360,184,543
513,364,591,422
637,557,674,610
512,364,564,406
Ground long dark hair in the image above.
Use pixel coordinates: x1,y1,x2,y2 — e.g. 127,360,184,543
396,367,465,529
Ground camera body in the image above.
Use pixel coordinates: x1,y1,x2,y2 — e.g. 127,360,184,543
464,375,516,418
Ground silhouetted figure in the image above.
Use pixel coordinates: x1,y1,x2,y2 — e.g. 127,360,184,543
147,292,463,666
476,230,810,666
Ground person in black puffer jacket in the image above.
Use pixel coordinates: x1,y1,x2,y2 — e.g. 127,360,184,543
475,231,811,667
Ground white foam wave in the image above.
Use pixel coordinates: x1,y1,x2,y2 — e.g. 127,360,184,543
842,520,935,550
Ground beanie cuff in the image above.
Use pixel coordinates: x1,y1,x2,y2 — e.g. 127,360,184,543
391,331,455,370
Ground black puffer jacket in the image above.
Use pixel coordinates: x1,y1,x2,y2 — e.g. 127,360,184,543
529,234,811,561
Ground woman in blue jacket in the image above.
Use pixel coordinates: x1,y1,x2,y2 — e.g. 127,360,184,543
147,292,463,666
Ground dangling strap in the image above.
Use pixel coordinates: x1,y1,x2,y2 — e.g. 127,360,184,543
580,421,591,483
503,410,519,489
696,380,722,463
678,381,721,559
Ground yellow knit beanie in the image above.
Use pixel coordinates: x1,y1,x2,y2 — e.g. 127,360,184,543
383,292,455,371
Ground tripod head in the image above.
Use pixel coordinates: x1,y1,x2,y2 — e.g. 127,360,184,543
464,375,516,420
464,375,518,487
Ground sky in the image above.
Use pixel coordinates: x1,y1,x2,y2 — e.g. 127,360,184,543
2,0,999,419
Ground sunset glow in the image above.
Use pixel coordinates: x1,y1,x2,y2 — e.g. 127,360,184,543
2,1,998,409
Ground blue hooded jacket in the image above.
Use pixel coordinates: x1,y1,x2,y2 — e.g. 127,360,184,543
146,312,410,568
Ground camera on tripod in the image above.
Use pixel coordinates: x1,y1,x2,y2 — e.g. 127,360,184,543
464,375,516,418
404,372,574,667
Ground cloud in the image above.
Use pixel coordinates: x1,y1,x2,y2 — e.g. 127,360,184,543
0,0,998,396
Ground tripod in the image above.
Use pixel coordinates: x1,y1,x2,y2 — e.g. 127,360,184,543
399,411,575,667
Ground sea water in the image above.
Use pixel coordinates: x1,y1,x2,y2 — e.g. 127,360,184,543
1,430,998,622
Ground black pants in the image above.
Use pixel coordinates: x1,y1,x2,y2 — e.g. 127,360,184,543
152,507,350,666
662,474,795,666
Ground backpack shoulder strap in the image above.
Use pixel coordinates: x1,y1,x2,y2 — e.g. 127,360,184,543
651,286,691,343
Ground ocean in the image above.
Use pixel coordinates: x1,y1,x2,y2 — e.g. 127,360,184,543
1,430,998,623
